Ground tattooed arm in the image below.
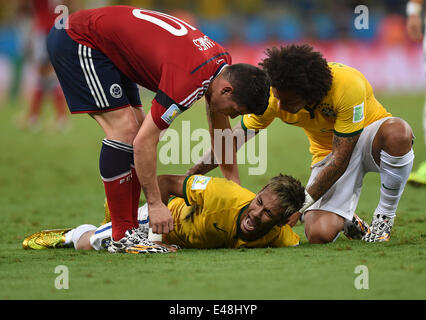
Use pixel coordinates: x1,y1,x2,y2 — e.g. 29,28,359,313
287,132,361,227
307,132,361,201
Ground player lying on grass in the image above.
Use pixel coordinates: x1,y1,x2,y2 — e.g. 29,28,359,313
23,174,306,253
189,44,415,244
47,6,270,253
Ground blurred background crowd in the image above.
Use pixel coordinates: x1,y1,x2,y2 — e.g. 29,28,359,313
0,0,423,108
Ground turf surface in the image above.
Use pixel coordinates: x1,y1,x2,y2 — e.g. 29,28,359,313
0,91,425,300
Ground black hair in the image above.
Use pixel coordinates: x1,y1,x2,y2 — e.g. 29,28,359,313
260,44,332,104
223,63,271,115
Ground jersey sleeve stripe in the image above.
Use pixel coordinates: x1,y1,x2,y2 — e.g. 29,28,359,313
155,89,186,111
240,117,248,131
179,62,228,108
181,90,204,108
183,175,192,206
333,128,363,137
240,116,258,132
179,79,211,107
179,87,205,106
190,52,230,74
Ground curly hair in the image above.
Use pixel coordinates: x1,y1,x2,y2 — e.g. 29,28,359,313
260,44,332,104
223,63,271,115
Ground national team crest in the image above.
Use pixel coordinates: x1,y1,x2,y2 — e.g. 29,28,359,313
110,84,122,99
321,107,336,117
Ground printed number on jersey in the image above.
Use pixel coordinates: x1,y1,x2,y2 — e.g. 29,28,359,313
132,9,196,36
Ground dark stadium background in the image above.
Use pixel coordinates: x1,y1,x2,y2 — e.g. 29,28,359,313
0,0,423,101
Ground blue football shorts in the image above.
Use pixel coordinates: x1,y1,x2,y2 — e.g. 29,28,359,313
47,26,142,114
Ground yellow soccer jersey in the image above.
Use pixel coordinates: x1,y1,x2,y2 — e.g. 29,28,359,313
163,175,300,248
242,62,392,165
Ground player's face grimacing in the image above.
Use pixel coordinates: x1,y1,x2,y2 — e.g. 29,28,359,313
238,188,285,241
272,87,307,114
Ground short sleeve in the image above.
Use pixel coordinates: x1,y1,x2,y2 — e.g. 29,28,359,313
183,175,252,208
183,175,212,206
150,98,184,130
333,75,366,137
150,63,205,130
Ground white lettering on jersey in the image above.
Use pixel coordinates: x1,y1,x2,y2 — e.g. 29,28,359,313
193,35,215,51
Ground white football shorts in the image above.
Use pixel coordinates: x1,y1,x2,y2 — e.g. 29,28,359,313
305,117,391,221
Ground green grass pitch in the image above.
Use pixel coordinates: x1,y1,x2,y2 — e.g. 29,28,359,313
0,91,425,300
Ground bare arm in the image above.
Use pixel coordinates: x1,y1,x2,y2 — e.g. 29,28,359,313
187,119,259,178
157,175,187,206
307,133,360,200
133,111,174,234
205,103,240,184
295,132,361,218
287,132,360,227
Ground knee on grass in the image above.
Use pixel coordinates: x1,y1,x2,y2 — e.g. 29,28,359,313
305,224,340,244
304,211,344,244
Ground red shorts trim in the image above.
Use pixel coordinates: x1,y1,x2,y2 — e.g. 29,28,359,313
70,104,132,114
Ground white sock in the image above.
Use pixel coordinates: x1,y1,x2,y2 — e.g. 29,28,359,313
64,229,75,245
332,231,341,242
72,224,97,250
375,149,414,218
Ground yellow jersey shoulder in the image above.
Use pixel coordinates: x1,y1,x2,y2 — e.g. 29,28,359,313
166,175,256,249
327,62,367,106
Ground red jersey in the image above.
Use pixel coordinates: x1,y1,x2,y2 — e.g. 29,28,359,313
33,0,57,34
66,6,232,129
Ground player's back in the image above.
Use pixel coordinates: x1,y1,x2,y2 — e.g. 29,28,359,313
66,6,230,91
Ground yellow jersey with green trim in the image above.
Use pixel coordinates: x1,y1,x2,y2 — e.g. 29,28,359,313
241,62,391,165
163,175,300,248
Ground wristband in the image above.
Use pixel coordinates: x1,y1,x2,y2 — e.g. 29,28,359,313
300,190,315,214
407,2,422,16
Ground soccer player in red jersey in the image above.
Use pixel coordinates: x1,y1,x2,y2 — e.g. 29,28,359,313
21,0,70,131
47,6,270,252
